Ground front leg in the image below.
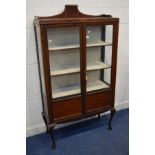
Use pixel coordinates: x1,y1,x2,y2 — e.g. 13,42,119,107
49,124,56,149
42,112,49,133
97,113,100,119
108,109,116,130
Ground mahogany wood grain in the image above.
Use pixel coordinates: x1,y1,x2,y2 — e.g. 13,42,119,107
53,97,82,120
86,92,112,112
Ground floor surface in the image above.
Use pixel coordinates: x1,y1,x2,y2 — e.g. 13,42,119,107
26,108,129,155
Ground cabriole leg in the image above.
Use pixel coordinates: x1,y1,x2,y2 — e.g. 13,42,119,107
49,125,56,149
42,112,49,133
97,113,100,119
108,109,116,130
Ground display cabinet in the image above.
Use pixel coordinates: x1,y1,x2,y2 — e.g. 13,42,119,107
34,5,119,149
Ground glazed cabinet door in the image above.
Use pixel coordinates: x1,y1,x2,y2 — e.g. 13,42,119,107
85,23,115,112
46,24,82,121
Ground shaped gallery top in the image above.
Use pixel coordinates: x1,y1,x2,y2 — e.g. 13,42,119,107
34,5,119,26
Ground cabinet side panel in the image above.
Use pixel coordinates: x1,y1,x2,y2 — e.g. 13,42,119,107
36,26,48,116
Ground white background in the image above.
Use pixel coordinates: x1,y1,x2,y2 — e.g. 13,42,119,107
26,0,129,137
0,0,155,155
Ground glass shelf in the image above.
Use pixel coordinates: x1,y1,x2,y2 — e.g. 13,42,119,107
51,65,80,76
48,40,112,51
52,84,81,99
51,73,81,99
49,43,79,51
52,80,109,99
51,62,110,76
87,40,112,47
86,69,111,93
87,80,110,92
87,61,111,71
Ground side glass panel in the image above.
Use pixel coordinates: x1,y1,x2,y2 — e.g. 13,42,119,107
47,26,81,99
86,25,113,92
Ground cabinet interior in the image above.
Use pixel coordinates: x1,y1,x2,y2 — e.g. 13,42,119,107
47,25,113,99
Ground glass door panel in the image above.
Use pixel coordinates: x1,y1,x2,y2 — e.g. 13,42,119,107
86,25,113,92
47,26,81,99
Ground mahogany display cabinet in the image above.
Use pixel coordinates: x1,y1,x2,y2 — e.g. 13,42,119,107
34,5,119,149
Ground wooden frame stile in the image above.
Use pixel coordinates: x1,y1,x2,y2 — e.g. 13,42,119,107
34,25,49,131
33,5,119,149
40,25,54,122
111,22,119,108
80,23,86,115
